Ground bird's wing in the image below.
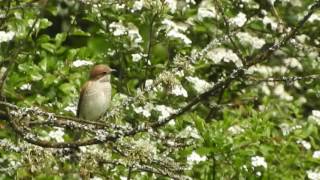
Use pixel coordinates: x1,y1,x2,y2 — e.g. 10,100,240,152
77,81,91,117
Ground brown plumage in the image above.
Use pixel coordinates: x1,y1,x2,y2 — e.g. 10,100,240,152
89,64,114,80
77,64,114,120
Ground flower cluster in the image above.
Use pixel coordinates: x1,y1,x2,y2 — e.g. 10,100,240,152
0,31,15,43
251,156,267,169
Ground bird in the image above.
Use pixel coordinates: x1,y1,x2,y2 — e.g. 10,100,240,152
77,64,115,121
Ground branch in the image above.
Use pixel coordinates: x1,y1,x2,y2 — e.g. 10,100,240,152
1,1,319,148
100,159,188,180
246,0,320,66
248,74,320,83
213,0,246,64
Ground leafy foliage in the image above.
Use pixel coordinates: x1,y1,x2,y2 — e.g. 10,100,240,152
1,0,320,179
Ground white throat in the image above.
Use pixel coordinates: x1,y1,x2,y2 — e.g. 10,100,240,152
98,74,111,83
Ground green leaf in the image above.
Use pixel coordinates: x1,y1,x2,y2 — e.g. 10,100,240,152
41,43,56,53
197,146,212,156
39,18,52,29
59,83,76,94
194,114,206,135
30,71,43,81
43,74,57,87
55,33,67,46
37,34,51,44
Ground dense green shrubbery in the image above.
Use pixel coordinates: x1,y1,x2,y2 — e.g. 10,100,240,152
1,0,320,179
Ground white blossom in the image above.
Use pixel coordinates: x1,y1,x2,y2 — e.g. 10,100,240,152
251,156,267,168
167,29,192,44
307,170,320,180
164,0,177,13
128,25,143,44
186,76,213,94
197,8,216,20
109,21,127,36
291,125,302,131
145,79,154,90
115,3,125,10
133,138,157,156
0,139,20,152
289,0,302,7
242,165,249,171
313,151,320,159
229,12,247,27
297,140,311,150
309,110,320,126
283,58,303,71
171,84,188,97
168,119,176,126
79,144,107,156
90,177,103,180
279,123,291,136
187,151,207,165
162,19,192,45
228,125,245,135
155,105,176,120
95,130,108,141
260,83,271,95
247,65,273,76
186,0,196,4
178,126,201,139
0,67,6,79
72,60,93,67
309,14,320,23
134,107,151,118
279,123,302,136
262,16,278,31
236,32,266,49
132,0,144,12
206,48,243,67
247,65,288,77
0,31,15,43
296,34,309,43
0,12,5,18
268,0,276,5
132,53,143,62
64,104,77,115
48,128,65,142
134,103,153,118
20,83,32,91
175,70,184,77
274,84,293,101
107,49,116,56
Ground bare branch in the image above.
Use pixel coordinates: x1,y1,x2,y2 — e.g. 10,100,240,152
248,74,320,83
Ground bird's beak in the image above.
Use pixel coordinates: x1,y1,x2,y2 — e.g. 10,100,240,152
111,69,116,72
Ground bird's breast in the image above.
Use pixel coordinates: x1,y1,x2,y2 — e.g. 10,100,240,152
80,81,111,121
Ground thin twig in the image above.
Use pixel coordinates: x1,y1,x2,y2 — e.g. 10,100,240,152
127,166,132,180
247,0,320,66
248,74,320,83
213,0,246,65
0,0,11,28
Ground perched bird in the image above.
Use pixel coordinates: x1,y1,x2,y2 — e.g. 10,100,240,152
77,64,115,121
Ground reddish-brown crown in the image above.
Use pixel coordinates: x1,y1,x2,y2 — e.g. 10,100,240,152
89,64,113,79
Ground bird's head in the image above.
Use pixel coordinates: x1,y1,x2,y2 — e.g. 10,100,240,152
89,64,115,82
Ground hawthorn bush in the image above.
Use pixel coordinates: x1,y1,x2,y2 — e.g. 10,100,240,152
1,0,320,179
